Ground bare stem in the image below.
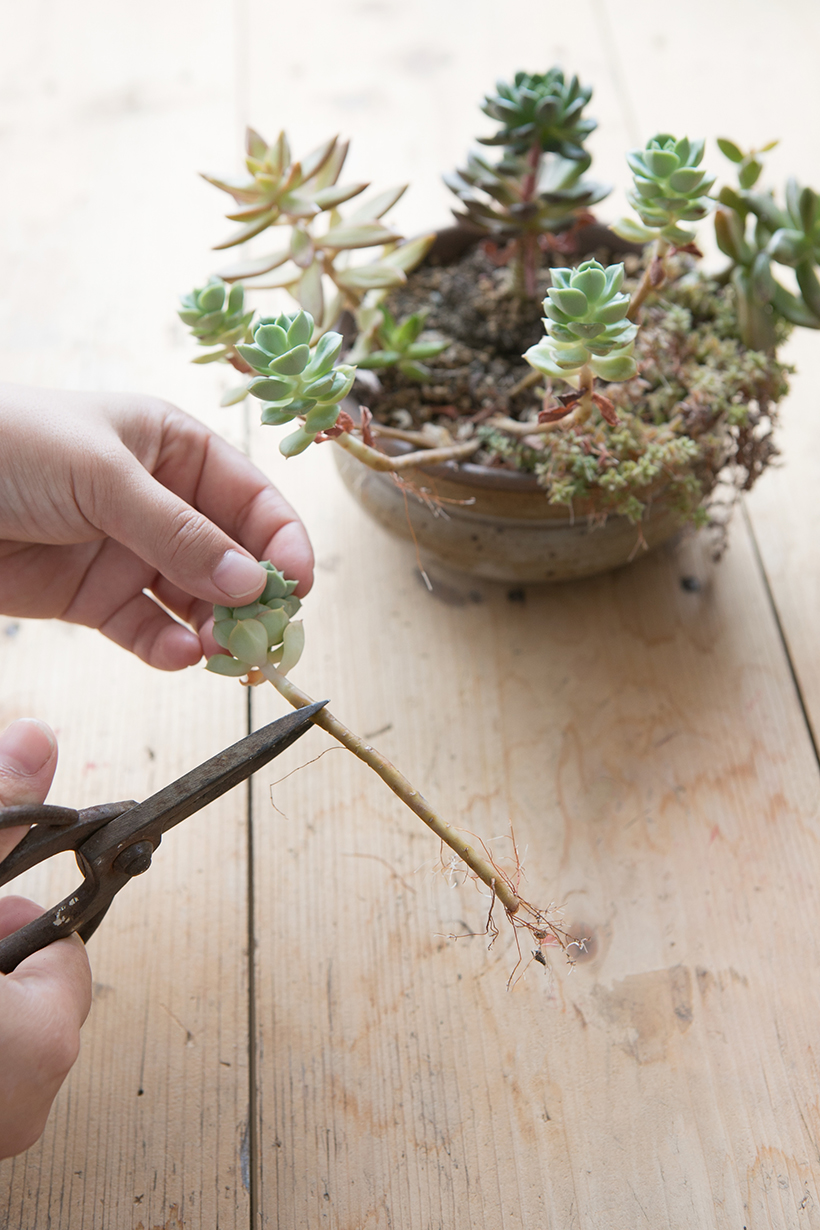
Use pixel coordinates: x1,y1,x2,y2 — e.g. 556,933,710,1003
334,430,480,472
487,411,577,438
627,237,669,322
573,365,595,424
261,664,521,915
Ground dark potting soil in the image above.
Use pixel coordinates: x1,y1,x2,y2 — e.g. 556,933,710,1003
353,236,642,429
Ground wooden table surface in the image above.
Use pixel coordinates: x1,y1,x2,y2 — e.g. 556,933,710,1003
3,2,820,1227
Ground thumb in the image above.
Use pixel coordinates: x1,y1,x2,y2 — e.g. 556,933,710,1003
95,457,268,605
0,720,58,862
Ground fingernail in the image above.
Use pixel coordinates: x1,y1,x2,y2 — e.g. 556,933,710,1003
0,719,56,776
212,550,266,600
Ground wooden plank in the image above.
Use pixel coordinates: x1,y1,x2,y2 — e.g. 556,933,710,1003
592,0,820,742
0,3,254,1226
247,438,820,1229
241,2,820,1225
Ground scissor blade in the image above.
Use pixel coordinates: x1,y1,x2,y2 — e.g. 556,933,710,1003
79,700,328,865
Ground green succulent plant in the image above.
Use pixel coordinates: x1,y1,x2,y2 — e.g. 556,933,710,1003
445,150,608,242
445,69,606,300
713,141,820,349
353,306,449,381
479,69,596,160
206,562,304,678
177,277,254,361
524,259,637,384
202,127,417,332
615,134,715,246
236,309,356,457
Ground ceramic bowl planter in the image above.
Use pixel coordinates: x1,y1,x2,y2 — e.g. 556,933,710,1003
334,226,689,582
333,432,683,582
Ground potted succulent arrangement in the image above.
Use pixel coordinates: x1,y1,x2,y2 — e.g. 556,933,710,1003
179,67,819,583
175,69,820,960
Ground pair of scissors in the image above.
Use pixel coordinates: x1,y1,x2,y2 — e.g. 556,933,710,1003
0,701,326,974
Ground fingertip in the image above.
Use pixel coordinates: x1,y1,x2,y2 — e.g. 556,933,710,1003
151,624,203,672
211,551,267,603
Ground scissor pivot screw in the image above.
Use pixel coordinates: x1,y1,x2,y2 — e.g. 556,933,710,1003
115,841,154,877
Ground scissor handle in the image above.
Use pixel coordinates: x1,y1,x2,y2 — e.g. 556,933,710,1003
0,804,79,830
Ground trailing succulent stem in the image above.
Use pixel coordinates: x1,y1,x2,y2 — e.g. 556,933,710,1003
260,664,521,915
205,564,575,947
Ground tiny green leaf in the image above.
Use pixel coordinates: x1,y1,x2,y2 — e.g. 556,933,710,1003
717,138,744,164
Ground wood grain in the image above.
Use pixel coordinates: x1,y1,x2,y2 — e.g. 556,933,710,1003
0,3,253,1227
242,3,820,1227
1,0,820,1227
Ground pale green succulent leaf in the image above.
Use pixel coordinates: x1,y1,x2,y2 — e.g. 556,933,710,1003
304,403,341,432
305,331,343,376
322,223,402,250
257,607,289,644
228,619,269,668
346,184,407,222
220,384,250,407
261,405,298,426
611,217,656,243
334,264,406,290
206,655,251,677
379,233,436,272
311,182,368,210
278,621,305,675
280,426,316,457
297,261,324,323
590,352,637,381
268,344,310,375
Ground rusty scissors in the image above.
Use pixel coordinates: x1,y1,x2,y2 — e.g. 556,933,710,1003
0,701,326,974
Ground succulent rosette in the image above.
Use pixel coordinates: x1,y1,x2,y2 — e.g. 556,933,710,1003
236,309,356,457
524,259,637,384
177,277,254,358
479,68,596,160
615,134,715,245
206,562,305,678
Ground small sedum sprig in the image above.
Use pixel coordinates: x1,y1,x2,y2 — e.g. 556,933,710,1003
525,259,637,385
353,305,449,381
237,309,356,457
206,562,304,677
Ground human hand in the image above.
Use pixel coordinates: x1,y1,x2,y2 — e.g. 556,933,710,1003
0,384,314,670
0,719,92,1159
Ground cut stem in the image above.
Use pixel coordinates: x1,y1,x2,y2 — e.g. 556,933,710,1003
261,663,521,915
